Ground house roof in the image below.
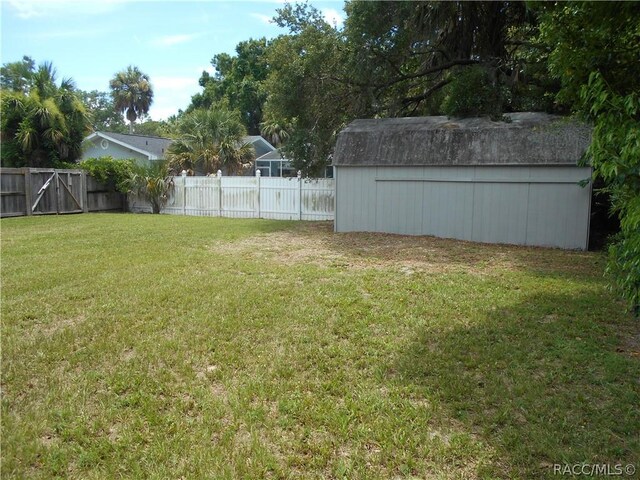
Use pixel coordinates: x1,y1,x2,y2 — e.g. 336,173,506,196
256,150,287,161
86,131,275,160
333,112,592,167
86,131,173,160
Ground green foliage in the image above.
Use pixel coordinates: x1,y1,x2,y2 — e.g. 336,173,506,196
539,2,640,311
127,161,174,214
167,107,253,175
133,120,174,137
78,156,136,193
0,55,36,91
262,3,348,174
342,1,545,117
78,90,127,133
608,231,640,315
190,38,270,134
109,65,154,133
441,66,504,118
1,60,90,167
582,73,640,312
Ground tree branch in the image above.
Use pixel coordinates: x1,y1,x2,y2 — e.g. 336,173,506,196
401,78,452,107
374,58,480,90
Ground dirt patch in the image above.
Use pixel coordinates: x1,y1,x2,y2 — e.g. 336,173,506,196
39,314,87,337
210,222,597,276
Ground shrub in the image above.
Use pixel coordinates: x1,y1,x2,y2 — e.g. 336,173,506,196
78,156,137,193
127,161,174,214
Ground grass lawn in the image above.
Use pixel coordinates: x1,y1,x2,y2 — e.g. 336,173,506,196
1,213,638,479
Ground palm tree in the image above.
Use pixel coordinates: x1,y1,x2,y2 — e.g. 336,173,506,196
109,66,153,133
167,108,254,175
259,118,291,147
127,161,174,214
1,62,89,167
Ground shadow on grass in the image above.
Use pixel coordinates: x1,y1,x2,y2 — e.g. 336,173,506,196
393,290,640,479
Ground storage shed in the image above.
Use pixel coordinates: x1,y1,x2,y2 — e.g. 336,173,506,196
333,113,592,249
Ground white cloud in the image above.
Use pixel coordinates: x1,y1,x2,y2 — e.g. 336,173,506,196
151,33,200,47
197,65,215,75
6,0,127,19
322,8,344,28
250,12,274,26
148,76,200,120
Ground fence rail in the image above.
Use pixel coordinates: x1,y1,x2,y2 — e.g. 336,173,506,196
1,168,124,218
129,171,335,221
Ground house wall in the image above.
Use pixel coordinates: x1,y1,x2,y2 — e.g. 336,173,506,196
82,139,151,166
335,165,592,250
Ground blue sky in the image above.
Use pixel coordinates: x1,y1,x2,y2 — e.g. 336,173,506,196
1,0,345,120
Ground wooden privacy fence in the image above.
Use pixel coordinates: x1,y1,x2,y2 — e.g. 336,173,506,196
1,168,124,218
129,171,335,221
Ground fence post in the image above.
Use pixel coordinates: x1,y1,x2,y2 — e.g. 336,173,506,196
54,170,62,215
23,168,33,216
181,170,187,216
255,169,261,219
217,170,223,217
297,170,302,221
81,171,89,213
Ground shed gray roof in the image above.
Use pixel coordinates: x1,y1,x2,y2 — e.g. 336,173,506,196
333,112,592,167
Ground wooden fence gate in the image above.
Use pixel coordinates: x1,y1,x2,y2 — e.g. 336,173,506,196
29,169,85,215
1,168,124,218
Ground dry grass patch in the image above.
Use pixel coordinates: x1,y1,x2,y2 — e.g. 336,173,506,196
211,221,599,277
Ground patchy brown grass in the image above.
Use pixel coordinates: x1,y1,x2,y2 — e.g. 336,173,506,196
211,221,600,277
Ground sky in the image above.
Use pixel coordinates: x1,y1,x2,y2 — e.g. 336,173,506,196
0,0,345,120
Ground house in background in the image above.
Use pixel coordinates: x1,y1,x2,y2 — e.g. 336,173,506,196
255,149,334,178
255,150,297,177
244,135,277,160
82,131,172,167
82,131,282,174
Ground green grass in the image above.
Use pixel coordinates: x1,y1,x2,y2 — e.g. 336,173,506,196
2,213,638,479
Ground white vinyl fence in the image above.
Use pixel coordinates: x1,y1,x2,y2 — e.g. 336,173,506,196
129,171,334,221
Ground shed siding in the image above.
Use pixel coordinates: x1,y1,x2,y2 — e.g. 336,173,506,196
336,165,591,250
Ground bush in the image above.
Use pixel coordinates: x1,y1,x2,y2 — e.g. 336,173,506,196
78,156,137,193
128,161,174,214
608,230,640,316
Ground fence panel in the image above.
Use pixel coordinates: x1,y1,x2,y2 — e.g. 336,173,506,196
301,178,335,221
221,176,259,218
85,175,124,212
129,174,335,221
1,168,28,217
260,177,299,220
1,168,123,217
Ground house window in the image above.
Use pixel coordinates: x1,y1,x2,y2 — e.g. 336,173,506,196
256,160,271,177
100,139,109,150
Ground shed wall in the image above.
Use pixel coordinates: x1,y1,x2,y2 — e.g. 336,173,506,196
335,165,591,250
